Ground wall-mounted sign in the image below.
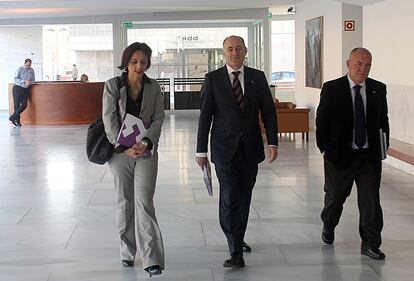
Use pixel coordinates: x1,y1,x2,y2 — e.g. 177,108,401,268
122,21,133,28
344,20,355,31
180,36,198,41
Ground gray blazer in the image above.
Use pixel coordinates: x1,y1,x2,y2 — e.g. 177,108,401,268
102,74,165,152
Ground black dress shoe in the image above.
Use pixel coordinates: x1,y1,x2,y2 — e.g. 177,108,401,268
361,246,386,260
242,241,252,253
322,225,334,245
223,254,245,268
145,265,163,277
9,116,18,126
121,260,134,267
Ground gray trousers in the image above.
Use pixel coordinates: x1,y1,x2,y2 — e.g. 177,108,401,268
108,152,164,269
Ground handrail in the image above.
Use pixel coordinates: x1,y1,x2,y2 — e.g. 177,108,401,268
173,77,205,85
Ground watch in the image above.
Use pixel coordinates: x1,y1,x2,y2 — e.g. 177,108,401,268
140,139,149,147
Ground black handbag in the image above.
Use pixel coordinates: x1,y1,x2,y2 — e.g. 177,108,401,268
87,76,121,164
86,117,114,164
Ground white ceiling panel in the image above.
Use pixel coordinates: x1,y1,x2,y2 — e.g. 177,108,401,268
0,0,384,20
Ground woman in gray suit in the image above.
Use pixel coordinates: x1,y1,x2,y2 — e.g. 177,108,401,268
102,42,165,276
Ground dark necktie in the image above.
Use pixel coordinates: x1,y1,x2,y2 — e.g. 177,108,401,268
232,71,244,110
354,85,366,149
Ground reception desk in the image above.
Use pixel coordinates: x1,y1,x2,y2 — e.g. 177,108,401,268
8,82,104,125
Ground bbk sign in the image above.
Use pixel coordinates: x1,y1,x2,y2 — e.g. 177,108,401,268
180,36,199,41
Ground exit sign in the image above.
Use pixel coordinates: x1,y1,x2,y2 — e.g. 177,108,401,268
122,21,133,28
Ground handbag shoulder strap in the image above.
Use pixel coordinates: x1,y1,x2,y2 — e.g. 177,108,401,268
115,75,126,120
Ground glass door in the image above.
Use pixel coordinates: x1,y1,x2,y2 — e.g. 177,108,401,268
125,26,248,109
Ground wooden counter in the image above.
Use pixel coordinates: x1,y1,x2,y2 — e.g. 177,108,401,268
8,82,104,125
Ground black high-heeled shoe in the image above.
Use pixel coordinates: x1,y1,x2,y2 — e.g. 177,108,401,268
145,265,162,277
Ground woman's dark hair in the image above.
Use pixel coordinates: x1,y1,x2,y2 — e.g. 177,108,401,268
118,42,152,71
24,58,32,64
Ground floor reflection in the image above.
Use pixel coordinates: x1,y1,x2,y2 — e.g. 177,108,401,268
0,111,413,281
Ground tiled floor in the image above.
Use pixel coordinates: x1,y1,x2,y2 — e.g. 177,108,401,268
1,110,414,281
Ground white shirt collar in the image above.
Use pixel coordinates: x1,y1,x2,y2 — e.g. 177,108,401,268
347,74,366,89
226,65,244,75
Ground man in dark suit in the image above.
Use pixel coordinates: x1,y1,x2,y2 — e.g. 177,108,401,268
196,35,278,268
316,47,389,260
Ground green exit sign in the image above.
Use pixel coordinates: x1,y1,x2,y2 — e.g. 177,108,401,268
122,21,133,28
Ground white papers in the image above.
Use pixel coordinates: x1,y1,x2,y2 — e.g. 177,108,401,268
379,128,388,160
202,161,213,197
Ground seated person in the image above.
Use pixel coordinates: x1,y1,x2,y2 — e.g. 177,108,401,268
80,74,89,83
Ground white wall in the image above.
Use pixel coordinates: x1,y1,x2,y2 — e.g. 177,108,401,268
342,3,363,75
295,0,343,127
364,0,414,145
0,27,42,111
294,0,414,148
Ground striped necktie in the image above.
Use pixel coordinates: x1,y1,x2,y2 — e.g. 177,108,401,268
354,84,366,148
232,71,244,110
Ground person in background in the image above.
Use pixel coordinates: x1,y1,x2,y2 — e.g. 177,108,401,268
195,35,278,268
102,42,165,276
316,47,390,260
72,64,78,80
9,58,35,126
80,74,89,83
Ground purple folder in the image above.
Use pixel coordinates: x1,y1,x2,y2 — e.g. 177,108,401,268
116,114,153,157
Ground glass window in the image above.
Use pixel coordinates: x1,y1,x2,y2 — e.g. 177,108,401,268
0,24,114,110
0,26,43,110
271,20,295,90
127,27,248,83
43,24,113,82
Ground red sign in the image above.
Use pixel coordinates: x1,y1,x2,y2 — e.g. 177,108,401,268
344,20,355,31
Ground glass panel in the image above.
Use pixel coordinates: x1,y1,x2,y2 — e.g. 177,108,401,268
127,27,248,84
271,20,295,90
43,24,113,82
0,26,43,110
0,24,114,110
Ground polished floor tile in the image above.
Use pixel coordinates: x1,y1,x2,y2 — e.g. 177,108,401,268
1,110,414,280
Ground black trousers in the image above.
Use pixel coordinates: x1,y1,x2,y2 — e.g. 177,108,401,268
11,84,30,122
215,143,258,255
321,150,383,248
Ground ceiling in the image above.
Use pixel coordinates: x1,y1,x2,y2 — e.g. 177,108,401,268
0,0,384,20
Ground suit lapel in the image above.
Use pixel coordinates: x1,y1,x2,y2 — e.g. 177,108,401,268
242,67,256,112
365,78,376,125
339,75,354,125
220,66,233,94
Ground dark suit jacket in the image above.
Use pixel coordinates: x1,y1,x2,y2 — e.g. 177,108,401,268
196,66,278,165
316,75,389,170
